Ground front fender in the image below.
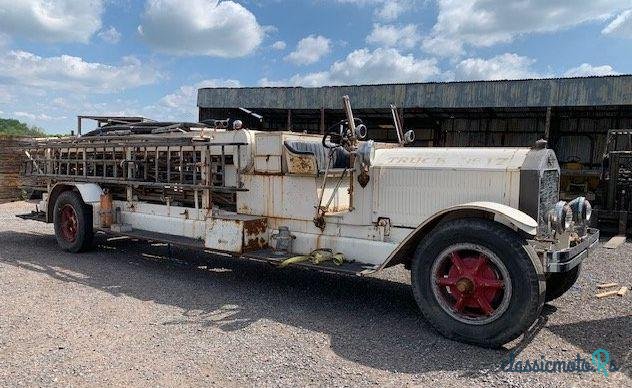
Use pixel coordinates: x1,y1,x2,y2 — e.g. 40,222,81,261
449,202,538,235
380,202,538,270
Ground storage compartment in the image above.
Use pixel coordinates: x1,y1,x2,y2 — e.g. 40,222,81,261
205,214,268,253
255,155,282,174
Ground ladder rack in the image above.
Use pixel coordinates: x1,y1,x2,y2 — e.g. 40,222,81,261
22,135,248,195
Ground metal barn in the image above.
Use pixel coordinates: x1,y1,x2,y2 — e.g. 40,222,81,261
197,75,632,203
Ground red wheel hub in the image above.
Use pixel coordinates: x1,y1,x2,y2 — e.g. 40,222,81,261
435,250,505,317
60,205,78,243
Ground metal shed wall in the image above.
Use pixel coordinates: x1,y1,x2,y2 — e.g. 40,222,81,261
198,76,632,110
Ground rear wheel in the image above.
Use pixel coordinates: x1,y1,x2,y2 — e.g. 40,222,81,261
411,218,545,348
545,265,581,302
53,191,94,252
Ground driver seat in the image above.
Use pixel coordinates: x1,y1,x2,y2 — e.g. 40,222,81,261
284,140,349,174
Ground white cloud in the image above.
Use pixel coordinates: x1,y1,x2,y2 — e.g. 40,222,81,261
0,0,103,43
602,9,632,37
138,0,265,57
159,79,241,119
0,50,161,92
563,63,620,77
98,26,122,44
336,0,414,22
266,47,442,86
285,35,331,65
366,23,420,49
272,40,287,50
13,111,67,121
454,53,541,81
424,0,630,57
374,0,411,22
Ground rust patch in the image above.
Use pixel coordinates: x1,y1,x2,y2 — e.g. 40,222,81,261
242,218,268,252
288,155,317,175
243,218,267,235
244,237,268,252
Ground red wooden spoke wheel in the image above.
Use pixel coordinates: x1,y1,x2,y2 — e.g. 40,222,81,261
431,243,512,324
59,204,79,243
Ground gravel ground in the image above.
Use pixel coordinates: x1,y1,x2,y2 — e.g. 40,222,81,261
0,201,630,387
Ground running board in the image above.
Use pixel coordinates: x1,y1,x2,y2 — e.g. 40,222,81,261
98,228,206,249
243,248,379,276
97,229,379,276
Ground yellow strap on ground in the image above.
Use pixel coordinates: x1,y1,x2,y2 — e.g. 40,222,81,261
279,249,346,268
278,255,311,268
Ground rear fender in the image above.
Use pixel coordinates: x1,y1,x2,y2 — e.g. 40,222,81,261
46,183,103,222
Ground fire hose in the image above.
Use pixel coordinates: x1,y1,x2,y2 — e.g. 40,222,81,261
279,249,346,268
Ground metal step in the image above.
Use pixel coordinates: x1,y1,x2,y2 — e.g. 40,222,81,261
98,227,206,249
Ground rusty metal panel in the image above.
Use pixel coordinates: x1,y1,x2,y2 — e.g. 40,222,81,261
205,214,268,253
286,153,318,175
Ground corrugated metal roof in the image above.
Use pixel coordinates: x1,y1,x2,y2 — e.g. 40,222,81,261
198,75,632,110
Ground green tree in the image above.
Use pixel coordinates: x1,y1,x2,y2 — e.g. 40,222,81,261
0,118,48,137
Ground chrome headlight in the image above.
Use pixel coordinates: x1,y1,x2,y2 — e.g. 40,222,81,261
548,201,572,233
569,197,592,224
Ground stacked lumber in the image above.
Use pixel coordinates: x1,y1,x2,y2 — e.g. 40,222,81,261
0,136,30,204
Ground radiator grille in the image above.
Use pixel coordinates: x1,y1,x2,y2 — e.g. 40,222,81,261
538,170,560,230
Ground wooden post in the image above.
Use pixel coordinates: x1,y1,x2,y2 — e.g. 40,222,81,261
287,109,292,131
544,106,552,140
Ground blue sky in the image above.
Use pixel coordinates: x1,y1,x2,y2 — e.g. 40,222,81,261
0,0,631,134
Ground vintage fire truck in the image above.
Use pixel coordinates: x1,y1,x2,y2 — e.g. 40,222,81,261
19,97,598,347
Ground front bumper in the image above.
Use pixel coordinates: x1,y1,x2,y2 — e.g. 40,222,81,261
545,228,600,273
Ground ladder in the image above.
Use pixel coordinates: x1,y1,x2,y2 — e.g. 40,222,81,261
22,135,248,209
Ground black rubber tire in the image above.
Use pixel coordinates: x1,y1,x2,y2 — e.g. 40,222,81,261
411,218,546,348
53,190,94,253
545,264,581,302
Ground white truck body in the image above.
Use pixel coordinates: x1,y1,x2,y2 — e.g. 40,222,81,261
30,129,544,270
19,101,599,347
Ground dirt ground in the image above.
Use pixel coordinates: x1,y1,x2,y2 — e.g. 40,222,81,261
0,201,630,387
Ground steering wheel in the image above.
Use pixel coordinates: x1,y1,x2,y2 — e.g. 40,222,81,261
322,118,364,149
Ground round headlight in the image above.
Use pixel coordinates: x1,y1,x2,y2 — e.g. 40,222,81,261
549,201,572,233
355,124,368,140
569,197,592,224
584,200,592,222
563,206,572,230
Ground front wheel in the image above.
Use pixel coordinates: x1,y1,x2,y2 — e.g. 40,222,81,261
411,218,546,348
